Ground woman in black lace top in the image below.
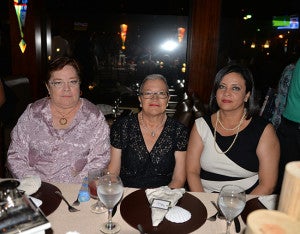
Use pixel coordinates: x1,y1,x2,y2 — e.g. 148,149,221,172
108,74,189,188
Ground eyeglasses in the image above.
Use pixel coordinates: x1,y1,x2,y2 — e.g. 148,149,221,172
140,91,169,99
49,80,81,88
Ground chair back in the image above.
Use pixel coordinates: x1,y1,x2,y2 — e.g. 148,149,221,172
0,76,32,177
173,92,207,130
3,76,32,125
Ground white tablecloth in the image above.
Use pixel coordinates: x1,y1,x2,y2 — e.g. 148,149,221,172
45,183,257,234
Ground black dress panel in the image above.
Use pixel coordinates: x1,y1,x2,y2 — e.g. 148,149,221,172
203,115,268,172
110,113,188,188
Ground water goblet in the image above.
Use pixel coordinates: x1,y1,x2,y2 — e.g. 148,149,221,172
217,185,246,234
97,173,123,234
88,168,107,213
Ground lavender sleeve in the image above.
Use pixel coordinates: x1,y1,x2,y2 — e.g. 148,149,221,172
7,103,37,178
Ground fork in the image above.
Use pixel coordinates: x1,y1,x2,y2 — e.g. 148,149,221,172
211,201,225,219
55,191,80,212
207,201,223,221
207,211,218,221
72,196,80,206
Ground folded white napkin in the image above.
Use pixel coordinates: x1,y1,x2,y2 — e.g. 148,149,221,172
258,194,277,210
145,186,185,226
18,175,42,195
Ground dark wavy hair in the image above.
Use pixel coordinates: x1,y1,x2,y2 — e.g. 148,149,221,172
209,63,259,119
46,57,81,84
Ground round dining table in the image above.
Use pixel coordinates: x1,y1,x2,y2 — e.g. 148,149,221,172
37,182,262,234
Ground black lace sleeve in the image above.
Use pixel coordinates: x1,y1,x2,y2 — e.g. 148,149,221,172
110,113,140,149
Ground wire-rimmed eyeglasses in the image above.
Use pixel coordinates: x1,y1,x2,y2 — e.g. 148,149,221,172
49,80,81,88
140,91,169,99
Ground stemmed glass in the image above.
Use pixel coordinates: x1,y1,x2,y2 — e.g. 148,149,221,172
88,168,107,213
217,185,246,234
97,173,124,234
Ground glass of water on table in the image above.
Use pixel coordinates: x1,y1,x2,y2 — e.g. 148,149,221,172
88,168,107,213
217,185,246,234
97,173,124,234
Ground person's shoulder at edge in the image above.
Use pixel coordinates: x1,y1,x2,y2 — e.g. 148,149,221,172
167,116,189,144
245,114,272,136
194,114,210,124
22,97,48,116
166,115,189,131
81,98,103,115
79,98,111,125
251,114,270,125
111,112,137,128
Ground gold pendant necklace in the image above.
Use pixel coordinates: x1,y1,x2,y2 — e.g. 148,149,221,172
140,112,166,137
214,110,246,154
59,117,68,125
53,104,78,125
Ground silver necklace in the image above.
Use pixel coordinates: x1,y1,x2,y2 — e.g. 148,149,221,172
214,110,246,154
140,112,166,137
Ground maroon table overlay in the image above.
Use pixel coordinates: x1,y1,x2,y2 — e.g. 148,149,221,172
32,182,62,216
120,189,207,234
241,198,266,224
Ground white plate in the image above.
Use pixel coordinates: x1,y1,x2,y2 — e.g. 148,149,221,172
18,176,42,195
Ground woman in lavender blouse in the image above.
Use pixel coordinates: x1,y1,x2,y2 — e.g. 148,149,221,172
7,57,110,183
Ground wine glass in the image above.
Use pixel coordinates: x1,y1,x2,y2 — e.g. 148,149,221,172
97,173,123,234
88,168,107,213
217,185,246,234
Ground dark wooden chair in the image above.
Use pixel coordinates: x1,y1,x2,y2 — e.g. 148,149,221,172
0,76,32,177
173,92,207,131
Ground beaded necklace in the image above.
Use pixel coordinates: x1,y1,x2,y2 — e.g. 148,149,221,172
214,110,246,154
217,116,241,131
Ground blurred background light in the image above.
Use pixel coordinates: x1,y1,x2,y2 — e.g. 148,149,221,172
161,40,178,51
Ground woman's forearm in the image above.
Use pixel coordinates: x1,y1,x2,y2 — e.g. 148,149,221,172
168,177,186,189
187,172,204,192
249,183,275,195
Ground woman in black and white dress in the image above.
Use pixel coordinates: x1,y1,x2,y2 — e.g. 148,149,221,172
186,63,280,195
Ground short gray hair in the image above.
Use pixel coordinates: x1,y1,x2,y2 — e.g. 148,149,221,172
139,74,169,94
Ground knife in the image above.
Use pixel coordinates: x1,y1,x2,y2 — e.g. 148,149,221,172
112,201,119,217
234,216,241,233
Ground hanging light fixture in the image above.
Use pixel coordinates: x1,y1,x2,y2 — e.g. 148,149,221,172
13,0,28,53
120,24,128,50
263,40,270,49
177,27,186,43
